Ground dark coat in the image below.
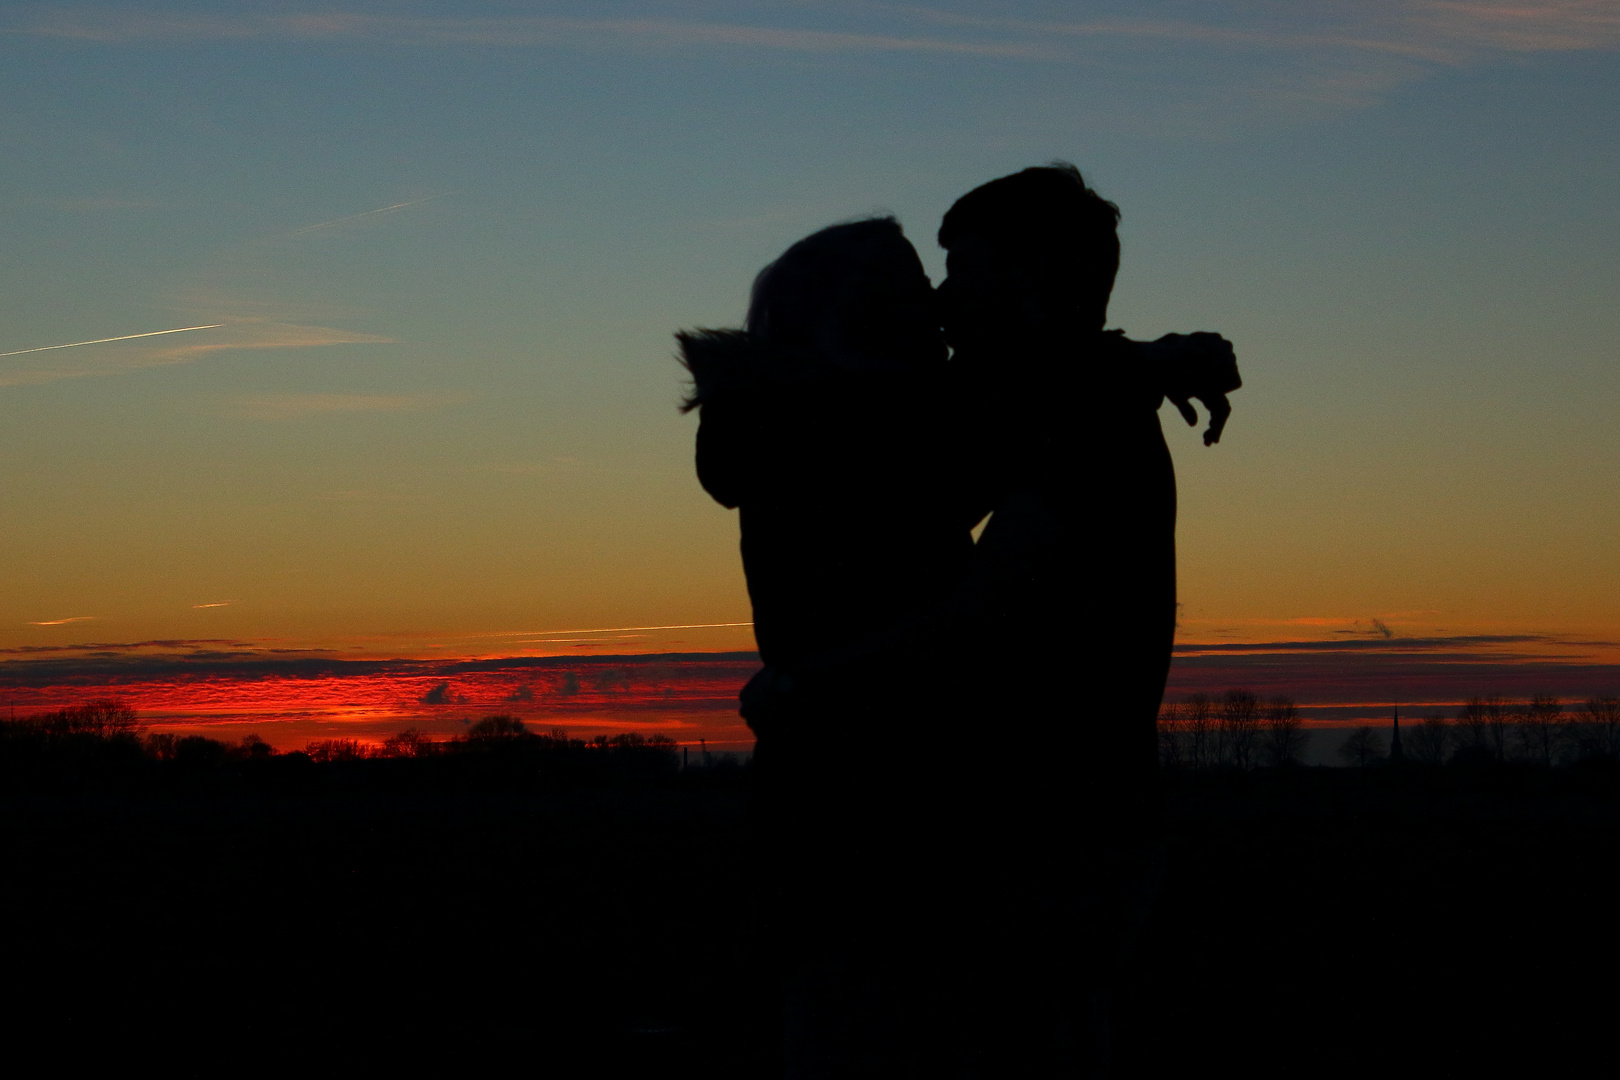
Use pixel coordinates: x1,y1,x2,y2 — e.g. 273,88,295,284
954,328,1175,839
684,330,987,680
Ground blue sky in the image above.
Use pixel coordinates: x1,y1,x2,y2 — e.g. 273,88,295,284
2,1,1617,659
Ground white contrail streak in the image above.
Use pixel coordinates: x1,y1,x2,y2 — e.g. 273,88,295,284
291,194,446,235
0,324,224,358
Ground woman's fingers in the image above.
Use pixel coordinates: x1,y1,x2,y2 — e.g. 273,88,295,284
1168,394,1199,427
1201,393,1233,445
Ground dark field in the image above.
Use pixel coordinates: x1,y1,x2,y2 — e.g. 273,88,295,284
4,749,1617,1076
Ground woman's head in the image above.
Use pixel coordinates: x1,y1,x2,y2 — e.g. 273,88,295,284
746,218,943,374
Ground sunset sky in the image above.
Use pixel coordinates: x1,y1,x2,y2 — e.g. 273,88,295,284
3,2,1618,745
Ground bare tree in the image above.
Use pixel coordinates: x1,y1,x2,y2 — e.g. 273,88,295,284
1577,696,1620,761
1184,693,1214,771
381,728,437,758
144,732,178,761
1218,689,1262,770
1338,725,1386,768
1485,693,1511,762
305,738,370,762
37,698,139,738
466,714,528,741
1158,702,1186,769
1408,713,1450,767
1454,697,1492,759
238,734,273,760
1262,696,1309,767
1515,695,1564,767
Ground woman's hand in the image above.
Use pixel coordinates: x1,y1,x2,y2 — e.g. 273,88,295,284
1146,332,1242,446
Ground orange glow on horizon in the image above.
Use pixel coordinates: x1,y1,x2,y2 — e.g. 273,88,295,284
4,655,762,753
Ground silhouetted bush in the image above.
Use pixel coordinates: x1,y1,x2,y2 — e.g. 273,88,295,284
145,732,178,761
238,734,274,760
465,714,528,741
174,735,228,769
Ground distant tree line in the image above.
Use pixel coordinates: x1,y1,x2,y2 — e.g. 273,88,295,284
0,701,692,783
1157,690,1309,770
1332,694,1620,769
303,714,682,768
1159,691,1620,770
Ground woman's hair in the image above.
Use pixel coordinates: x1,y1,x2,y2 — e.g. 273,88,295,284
678,216,936,410
745,216,908,360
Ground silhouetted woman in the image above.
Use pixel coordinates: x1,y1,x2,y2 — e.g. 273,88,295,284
679,217,988,1074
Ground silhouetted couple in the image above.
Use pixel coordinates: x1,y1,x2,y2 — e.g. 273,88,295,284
680,165,1240,1077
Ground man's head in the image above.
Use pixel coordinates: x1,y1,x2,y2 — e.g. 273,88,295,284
937,164,1120,355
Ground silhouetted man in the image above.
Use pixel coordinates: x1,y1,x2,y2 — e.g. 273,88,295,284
929,164,1237,1074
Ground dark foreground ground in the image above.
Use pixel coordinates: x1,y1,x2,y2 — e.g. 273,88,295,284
3,754,1617,1076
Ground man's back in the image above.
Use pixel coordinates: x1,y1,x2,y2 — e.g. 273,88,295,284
953,332,1175,823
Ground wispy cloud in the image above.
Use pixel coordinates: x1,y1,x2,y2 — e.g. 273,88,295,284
8,3,1614,122
12,4,1617,59
1,639,251,654
899,2,1620,58
5,10,1059,58
192,602,232,609
35,196,159,211
27,616,97,626
1416,0,1620,52
224,390,470,421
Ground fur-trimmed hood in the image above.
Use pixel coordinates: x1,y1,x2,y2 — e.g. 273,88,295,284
678,328,827,510
676,329,754,413
677,327,853,414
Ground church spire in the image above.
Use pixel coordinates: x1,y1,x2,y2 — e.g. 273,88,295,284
1389,705,1403,764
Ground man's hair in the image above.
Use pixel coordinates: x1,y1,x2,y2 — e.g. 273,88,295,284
938,163,1121,316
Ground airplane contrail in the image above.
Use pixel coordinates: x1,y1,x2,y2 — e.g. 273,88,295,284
291,194,446,235
0,324,224,358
